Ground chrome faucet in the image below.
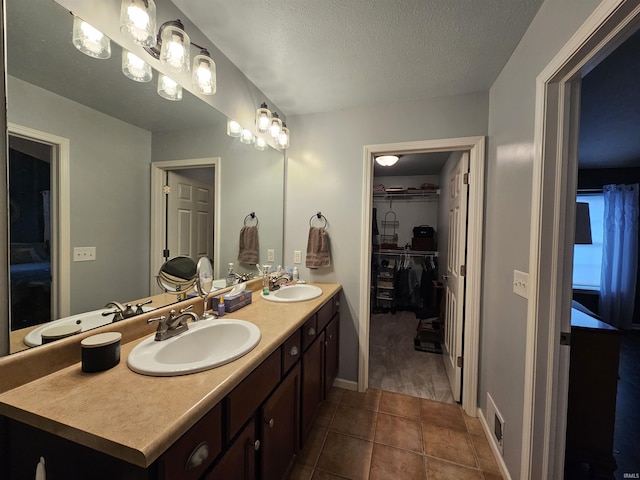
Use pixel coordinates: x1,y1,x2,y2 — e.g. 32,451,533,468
102,301,126,322
269,273,292,291
148,305,197,341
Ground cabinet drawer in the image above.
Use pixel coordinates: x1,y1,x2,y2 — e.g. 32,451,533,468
226,349,282,440
160,403,222,480
282,329,302,373
301,315,318,352
317,298,334,332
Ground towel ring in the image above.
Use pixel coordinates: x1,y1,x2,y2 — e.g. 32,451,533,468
309,212,328,228
244,212,259,227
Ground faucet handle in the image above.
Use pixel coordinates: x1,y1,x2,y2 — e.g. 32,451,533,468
147,315,166,325
180,305,194,314
135,299,153,315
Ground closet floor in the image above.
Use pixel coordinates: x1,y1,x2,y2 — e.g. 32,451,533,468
369,311,454,404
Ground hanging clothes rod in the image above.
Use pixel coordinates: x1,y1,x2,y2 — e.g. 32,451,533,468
376,249,438,257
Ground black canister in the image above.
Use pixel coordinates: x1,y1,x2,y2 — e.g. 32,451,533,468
81,332,122,373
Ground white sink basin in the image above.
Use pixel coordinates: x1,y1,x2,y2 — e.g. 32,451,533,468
127,319,261,376
24,306,154,347
260,284,323,303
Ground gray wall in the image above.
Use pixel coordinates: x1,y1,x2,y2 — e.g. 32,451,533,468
8,76,151,314
483,0,600,475
286,91,489,383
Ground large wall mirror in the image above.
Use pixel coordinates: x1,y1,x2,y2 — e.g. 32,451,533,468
3,0,285,355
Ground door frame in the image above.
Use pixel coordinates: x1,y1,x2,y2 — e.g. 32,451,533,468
150,158,221,294
525,1,640,478
359,136,485,416
8,123,70,319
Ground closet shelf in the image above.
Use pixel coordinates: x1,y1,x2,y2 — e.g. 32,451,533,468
373,189,439,199
376,249,438,256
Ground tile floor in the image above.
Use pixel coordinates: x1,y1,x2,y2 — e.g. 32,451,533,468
289,387,504,480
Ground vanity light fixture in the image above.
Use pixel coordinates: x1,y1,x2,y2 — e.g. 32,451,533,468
122,50,153,82
240,128,255,145
256,103,272,134
278,123,290,149
255,136,267,151
227,119,242,137
159,20,190,72
72,16,111,59
269,112,283,139
375,155,399,167
157,73,182,101
192,49,216,95
119,0,157,47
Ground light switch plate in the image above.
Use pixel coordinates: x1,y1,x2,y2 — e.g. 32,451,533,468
74,246,96,262
293,250,302,264
267,249,275,262
513,270,529,298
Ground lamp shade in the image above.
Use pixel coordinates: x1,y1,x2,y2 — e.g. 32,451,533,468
375,155,399,167
269,112,282,139
119,0,157,47
278,125,290,149
240,129,255,145
72,16,111,59
160,21,190,72
255,136,267,151
192,50,216,95
256,103,271,134
157,74,182,101
227,119,242,137
575,202,592,244
122,50,152,82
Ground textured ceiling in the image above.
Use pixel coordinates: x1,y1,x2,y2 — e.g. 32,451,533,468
172,0,545,116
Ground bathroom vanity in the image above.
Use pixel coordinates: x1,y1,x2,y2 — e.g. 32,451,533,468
0,283,341,480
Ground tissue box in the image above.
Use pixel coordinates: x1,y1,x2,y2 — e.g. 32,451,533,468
213,290,252,313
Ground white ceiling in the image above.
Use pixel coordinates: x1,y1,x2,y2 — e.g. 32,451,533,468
172,0,545,116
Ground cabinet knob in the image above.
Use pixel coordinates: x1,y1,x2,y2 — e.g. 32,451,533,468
185,441,210,470
253,439,261,451
328,334,333,340
289,345,299,357
266,418,275,429
308,327,316,336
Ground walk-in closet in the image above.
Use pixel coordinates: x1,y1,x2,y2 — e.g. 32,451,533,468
369,151,463,404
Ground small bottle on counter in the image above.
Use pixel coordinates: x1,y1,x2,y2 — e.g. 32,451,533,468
217,296,225,317
262,264,270,295
225,263,236,287
293,267,299,284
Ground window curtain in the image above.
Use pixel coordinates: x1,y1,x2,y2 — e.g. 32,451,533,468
599,183,639,329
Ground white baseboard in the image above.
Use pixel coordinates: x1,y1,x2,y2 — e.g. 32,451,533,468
477,407,513,480
332,377,358,391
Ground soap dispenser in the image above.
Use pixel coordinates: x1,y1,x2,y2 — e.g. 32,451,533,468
217,296,225,317
225,263,236,287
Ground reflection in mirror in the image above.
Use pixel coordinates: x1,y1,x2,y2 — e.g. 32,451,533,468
4,0,285,354
196,256,214,318
156,256,197,298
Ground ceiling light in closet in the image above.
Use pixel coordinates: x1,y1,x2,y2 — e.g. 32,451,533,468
375,155,399,167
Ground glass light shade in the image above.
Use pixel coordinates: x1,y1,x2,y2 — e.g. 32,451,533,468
122,50,152,82
375,155,399,166
72,16,111,59
192,52,216,95
269,113,283,139
278,126,290,149
256,103,271,134
255,136,267,151
240,129,255,145
160,23,190,72
227,120,242,137
119,0,156,47
157,74,182,101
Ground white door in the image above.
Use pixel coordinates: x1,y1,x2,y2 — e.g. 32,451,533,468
167,170,214,262
443,152,469,402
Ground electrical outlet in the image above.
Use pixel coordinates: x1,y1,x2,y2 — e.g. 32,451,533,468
293,250,302,264
73,246,96,262
513,270,529,298
267,249,275,262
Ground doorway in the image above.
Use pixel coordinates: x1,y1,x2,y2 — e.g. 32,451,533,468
7,124,70,330
359,136,485,417
150,158,220,294
526,1,640,477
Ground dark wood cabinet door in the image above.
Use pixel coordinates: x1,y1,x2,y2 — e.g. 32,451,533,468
261,363,300,480
205,419,257,480
324,314,340,397
301,332,325,444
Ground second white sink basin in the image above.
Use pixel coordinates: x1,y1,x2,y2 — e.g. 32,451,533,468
127,319,261,376
260,284,323,303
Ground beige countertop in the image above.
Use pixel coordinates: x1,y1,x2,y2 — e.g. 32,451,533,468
0,283,342,468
